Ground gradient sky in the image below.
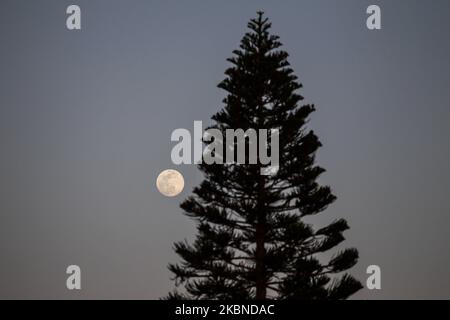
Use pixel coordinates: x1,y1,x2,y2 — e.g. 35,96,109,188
1,0,450,299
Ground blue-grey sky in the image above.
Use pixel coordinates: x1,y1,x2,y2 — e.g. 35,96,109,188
1,0,450,299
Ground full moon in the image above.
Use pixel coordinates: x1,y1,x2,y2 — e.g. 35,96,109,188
156,169,185,197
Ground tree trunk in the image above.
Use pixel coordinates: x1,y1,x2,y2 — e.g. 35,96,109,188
255,170,266,299
255,222,266,299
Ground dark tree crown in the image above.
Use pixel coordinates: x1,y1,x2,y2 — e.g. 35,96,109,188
167,12,362,300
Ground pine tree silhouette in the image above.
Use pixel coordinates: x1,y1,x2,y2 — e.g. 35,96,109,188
167,12,362,300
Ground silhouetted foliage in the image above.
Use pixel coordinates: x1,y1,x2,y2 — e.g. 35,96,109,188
167,12,362,300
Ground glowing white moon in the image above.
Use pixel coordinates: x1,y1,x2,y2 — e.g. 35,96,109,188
156,169,185,197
